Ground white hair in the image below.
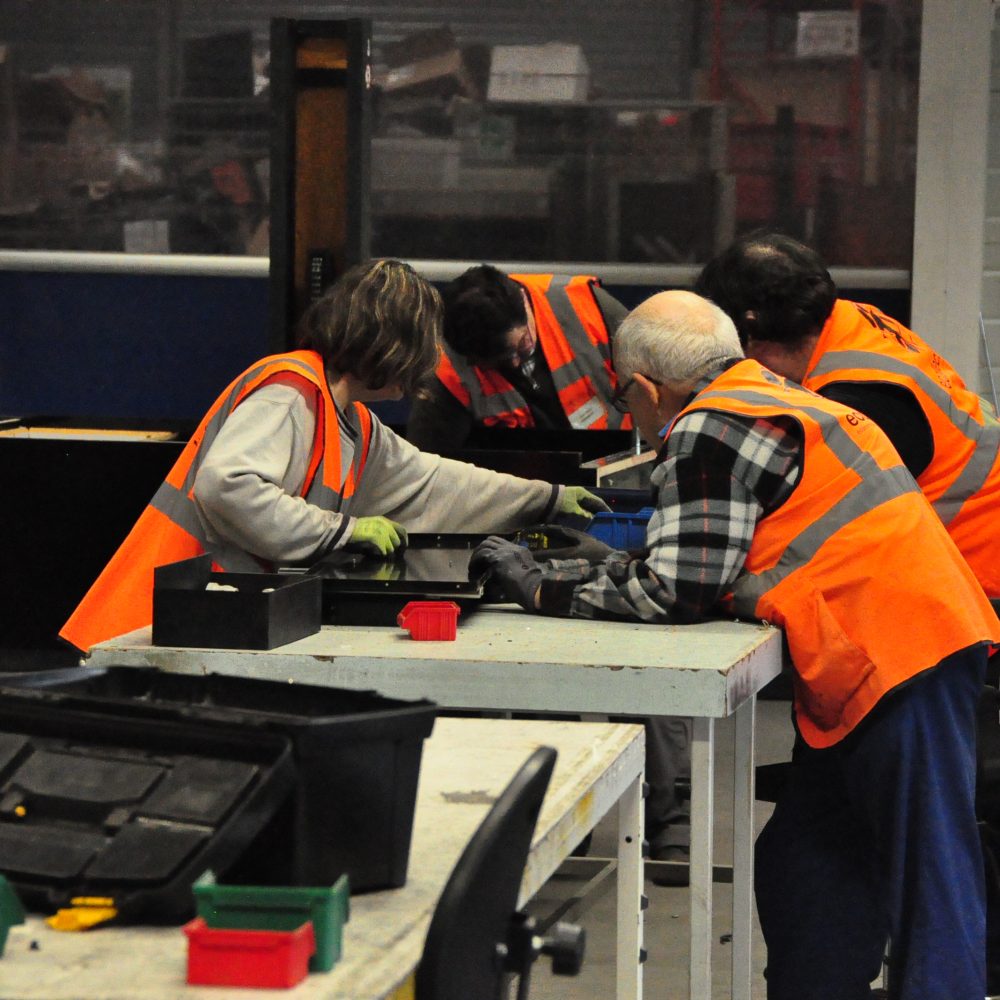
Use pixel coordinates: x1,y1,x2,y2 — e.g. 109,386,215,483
613,293,743,388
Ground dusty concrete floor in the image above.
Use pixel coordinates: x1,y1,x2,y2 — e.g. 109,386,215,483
524,698,795,1000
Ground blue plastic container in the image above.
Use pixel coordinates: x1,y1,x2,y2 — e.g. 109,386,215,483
587,507,654,550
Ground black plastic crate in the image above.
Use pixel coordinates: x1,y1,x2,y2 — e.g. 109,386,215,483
0,687,296,923
1,668,436,893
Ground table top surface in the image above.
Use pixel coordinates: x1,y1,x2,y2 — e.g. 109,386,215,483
89,608,783,718
1,717,644,1000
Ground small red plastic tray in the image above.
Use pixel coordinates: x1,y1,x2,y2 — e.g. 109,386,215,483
397,600,461,640
184,917,315,989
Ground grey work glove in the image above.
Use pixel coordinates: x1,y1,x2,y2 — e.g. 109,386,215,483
470,536,544,611
528,525,615,563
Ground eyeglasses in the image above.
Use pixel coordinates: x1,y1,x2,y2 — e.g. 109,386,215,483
469,326,536,369
610,374,661,414
610,376,637,414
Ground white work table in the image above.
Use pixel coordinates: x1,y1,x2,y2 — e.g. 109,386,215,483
1,718,645,1000
89,608,784,1000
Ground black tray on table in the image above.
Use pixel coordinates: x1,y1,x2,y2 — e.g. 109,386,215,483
292,533,494,626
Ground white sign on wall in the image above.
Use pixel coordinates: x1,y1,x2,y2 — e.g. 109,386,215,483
796,11,861,59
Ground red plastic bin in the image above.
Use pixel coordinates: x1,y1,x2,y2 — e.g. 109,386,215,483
184,917,315,989
397,600,460,640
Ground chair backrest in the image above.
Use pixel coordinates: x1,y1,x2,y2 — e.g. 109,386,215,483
415,745,558,1000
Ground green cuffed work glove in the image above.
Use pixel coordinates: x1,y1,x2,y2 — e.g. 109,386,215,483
347,516,408,556
557,486,612,520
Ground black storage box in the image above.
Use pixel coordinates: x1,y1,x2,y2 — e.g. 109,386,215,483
0,668,436,899
153,554,322,649
0,684,296,923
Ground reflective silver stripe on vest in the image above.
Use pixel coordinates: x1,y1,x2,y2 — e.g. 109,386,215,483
729,462,915,613
546,275,611,382
307,404,363,511
808,348,1000,522
445,277,625,427
146,374,256,544
148,479,208,540
691,387,918,612
308,465,343,511
694,387,895,481
444,345,532,422
545,277,626,430
149,355,349,545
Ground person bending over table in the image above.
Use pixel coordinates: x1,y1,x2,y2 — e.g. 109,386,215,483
408,262,691,873
471,289,999,1000
60,259,608,653
406,264,632,452
695,230,1000,602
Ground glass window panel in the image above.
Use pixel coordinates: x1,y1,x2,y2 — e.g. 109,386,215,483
0,0,921,267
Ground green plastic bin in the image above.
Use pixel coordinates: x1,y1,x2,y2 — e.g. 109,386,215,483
0,874,25,957
193,874,349,973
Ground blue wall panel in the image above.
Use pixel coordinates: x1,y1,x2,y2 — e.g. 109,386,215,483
1,270,270,423
0,269,912,427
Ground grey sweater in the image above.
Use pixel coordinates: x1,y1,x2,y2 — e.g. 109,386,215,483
192,381,561,570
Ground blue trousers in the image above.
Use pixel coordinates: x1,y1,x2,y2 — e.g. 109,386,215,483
755,645,987,1000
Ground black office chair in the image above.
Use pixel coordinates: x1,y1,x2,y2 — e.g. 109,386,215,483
415,745,586,1000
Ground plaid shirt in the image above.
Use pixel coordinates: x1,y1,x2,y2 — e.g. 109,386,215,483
537,375,803,622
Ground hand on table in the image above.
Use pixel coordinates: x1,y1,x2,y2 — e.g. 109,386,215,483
470,536,544,611
528,524,616,563
347,516,408,556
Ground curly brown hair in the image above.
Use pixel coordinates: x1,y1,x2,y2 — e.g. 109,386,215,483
297,259,442,395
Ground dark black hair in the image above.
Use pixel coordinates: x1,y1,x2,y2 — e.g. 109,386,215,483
693,231,837,346
440,264,527,363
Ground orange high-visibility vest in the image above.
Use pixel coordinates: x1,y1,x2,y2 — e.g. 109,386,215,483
436,273,631,430
803,299,1000,597
60,351,372,652
673,359,999,748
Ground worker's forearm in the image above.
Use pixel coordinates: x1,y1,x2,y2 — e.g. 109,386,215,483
353,418,558,533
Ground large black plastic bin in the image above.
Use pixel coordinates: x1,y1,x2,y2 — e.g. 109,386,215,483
0,668,436,895
0,685,296,923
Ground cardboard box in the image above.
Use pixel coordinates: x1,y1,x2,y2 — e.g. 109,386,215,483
377,49,476,98
382,26,455,68
152,554,321,649
692,63,850,129
376,27,477,99
487,43,589,104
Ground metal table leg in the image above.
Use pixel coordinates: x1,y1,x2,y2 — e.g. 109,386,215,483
731,695,757,1000
689,716,715,999
617,770,644,1000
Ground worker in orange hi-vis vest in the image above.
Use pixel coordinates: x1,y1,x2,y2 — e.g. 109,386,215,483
696,229,1000,601
60,259,609,653
408,265,694,879
471,290,1000,1000
406,264,633,451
